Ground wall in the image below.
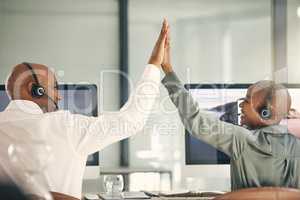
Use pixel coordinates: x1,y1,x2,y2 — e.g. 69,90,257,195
288,0,300,83
128,0,272,191
0,0,120,182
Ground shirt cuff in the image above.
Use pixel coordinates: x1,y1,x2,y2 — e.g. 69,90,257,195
161,71,184,94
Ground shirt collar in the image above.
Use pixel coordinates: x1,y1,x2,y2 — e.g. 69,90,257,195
260,124,289,135
5,100,44,114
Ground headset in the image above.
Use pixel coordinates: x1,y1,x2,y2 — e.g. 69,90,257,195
22,62,59,111
260,105,272,120
260,88,273,120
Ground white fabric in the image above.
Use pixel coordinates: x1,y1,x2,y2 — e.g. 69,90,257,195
0,64,160,198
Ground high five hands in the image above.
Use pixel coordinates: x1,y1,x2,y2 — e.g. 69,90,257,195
148,19,173,74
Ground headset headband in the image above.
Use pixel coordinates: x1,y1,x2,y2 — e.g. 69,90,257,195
22,62,59,111
22,62,40,85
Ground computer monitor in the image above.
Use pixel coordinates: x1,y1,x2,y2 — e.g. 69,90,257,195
184,83,300,165
0,84,99,166
0,85,10,111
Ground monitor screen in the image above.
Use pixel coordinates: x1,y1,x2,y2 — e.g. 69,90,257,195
0,84,99,166
184,84,300,165
0,85,10,111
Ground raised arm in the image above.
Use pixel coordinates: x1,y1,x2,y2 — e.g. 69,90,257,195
160,27,249,158
67,19,170,156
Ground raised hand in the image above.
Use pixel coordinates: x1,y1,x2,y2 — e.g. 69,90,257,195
148,19,169,67
162,25,173,74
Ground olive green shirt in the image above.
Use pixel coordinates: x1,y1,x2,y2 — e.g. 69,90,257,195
162,72,300,190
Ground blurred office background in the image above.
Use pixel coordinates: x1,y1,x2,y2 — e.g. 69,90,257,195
0,0,299,195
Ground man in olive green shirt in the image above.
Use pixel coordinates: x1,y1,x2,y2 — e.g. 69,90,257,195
160,25,300,190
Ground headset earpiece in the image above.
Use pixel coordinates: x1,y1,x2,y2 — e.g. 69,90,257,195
31,84,45,98
260,106,272,120
23,62,59,111
259,86,274,121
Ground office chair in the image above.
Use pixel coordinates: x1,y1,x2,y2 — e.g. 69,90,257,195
215,187,300,200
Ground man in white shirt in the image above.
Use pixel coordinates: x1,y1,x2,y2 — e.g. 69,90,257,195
0,20,169,198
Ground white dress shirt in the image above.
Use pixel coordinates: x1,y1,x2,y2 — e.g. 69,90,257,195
0,64,160,198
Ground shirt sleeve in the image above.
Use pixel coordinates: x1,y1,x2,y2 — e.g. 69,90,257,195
161,71,250,158
67,64,161,156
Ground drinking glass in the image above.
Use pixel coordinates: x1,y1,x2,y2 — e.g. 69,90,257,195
103,175,124,197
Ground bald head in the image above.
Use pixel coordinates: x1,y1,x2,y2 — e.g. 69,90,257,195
6,63,60,113
240,80,291,128
251,80,291,123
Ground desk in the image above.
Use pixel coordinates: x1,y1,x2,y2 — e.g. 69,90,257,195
151,198,214,200
96,197,214,200
142,198,213,200
95,192,219,200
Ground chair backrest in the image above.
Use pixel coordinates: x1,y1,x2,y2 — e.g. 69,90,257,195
215,187,300,200
51,192,80,200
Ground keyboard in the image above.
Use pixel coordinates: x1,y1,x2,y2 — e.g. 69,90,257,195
160,191,223,198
